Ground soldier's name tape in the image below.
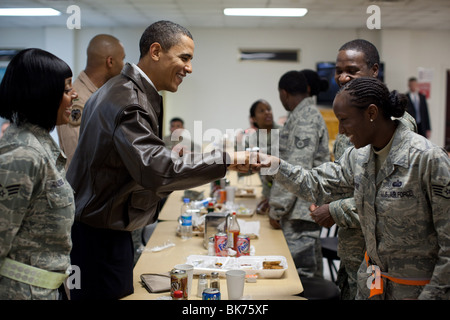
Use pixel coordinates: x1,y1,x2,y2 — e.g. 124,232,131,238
0,258,69,289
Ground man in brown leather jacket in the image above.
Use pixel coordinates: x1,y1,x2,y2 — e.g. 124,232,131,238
67,21,238,300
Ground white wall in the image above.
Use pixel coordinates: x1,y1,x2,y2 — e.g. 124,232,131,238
381,29,450,147
164,27,380,138
0,26,448,147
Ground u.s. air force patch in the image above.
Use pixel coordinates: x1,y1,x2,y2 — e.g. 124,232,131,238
0,183,20,200
432,184,450,199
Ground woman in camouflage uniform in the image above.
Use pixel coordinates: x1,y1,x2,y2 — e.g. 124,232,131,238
259,77,449,299
0,48,78,299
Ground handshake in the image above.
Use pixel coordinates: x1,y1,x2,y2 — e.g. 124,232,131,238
227,151,280,175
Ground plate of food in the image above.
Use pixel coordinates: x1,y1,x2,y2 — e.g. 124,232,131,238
235,187,256,198
185,255,288,278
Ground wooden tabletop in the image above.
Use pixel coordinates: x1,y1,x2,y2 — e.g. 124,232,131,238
122,171,304,300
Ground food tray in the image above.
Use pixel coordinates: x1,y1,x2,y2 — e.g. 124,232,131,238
185,255,288,278
235,188,256,198
235,207,255,217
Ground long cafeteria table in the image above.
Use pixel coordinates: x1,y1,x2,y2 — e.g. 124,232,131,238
122,171,304,300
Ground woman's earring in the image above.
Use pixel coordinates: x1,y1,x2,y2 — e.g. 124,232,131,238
370,119,374,122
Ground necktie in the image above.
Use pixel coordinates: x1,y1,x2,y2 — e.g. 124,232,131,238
413,93,421,123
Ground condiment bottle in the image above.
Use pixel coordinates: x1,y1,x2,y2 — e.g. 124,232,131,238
227,212,240,251
210,271,220,290
173,290,184,300
197,273,208,298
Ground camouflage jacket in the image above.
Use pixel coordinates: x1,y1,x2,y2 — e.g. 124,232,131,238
269,97,330,221
0,124,74,299
240,123,281,199
274,121,450,299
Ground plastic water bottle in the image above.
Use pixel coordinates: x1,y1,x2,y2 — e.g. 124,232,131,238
180,198,193,239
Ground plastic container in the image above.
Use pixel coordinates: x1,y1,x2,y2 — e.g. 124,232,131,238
180,198,193,239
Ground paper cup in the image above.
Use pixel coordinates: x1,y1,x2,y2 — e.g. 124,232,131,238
174,264,194,298
226,269,245,300
225,186,236,203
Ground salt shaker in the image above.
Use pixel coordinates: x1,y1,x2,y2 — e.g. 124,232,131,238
210,271,220,290
197,273,208,298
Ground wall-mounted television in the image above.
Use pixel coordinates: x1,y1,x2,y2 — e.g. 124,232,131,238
316,61,385,106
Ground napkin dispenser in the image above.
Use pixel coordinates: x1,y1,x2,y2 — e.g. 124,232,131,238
203,212,230,249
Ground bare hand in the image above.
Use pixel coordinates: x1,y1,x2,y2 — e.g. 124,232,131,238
251,153,281,173
309,203,335,228
228,150,261,173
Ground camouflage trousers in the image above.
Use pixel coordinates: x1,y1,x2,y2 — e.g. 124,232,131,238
280,218,323,278
336,227,366,300
0,277,60,300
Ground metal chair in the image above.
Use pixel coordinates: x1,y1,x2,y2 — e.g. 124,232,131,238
320,225,339,283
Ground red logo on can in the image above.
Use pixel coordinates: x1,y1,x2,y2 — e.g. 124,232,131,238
236,234,250,257
214,232,228,256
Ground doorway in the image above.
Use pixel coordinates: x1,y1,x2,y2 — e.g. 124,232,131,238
446,70,450,151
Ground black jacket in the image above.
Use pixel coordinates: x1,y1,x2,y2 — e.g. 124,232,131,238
406,92,431,136
67,63,227,231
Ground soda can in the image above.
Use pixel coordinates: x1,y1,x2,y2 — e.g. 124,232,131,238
236,234,250,257
202,288,221,300
170,268,188,299
214,232,228,256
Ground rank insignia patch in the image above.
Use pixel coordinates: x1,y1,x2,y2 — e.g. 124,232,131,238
432,184,450,199
0,183,20,200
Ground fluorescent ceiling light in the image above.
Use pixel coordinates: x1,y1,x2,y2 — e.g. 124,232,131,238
224,8,307,17
0,8,61,16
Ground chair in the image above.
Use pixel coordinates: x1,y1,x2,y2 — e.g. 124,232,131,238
298,276,340,300
320,225,339,283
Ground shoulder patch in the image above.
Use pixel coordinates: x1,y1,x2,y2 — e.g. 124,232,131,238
0,183,20,200
432,184,450,199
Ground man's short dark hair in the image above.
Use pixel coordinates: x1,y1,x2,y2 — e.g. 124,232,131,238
139,20,193,60
0,48,72,131
339,39,380,69
170,117,184,125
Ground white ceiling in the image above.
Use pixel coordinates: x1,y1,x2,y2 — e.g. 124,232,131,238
0,0,449,30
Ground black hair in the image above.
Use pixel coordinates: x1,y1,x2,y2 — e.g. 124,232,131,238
338,77,407,119
170,117,184,125
139,20,193,60
339,39,380,69
278,70,308,95
300,69,329,97
249,99,270,129
0,48,72,131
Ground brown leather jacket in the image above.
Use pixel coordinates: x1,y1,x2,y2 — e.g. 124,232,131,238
67,63,227,231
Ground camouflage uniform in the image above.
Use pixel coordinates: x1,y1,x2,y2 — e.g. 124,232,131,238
240,123,281,199
273,121,450,299
269,97,330,278
0,124,74,300
329,133,364,299
330,115,418,299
